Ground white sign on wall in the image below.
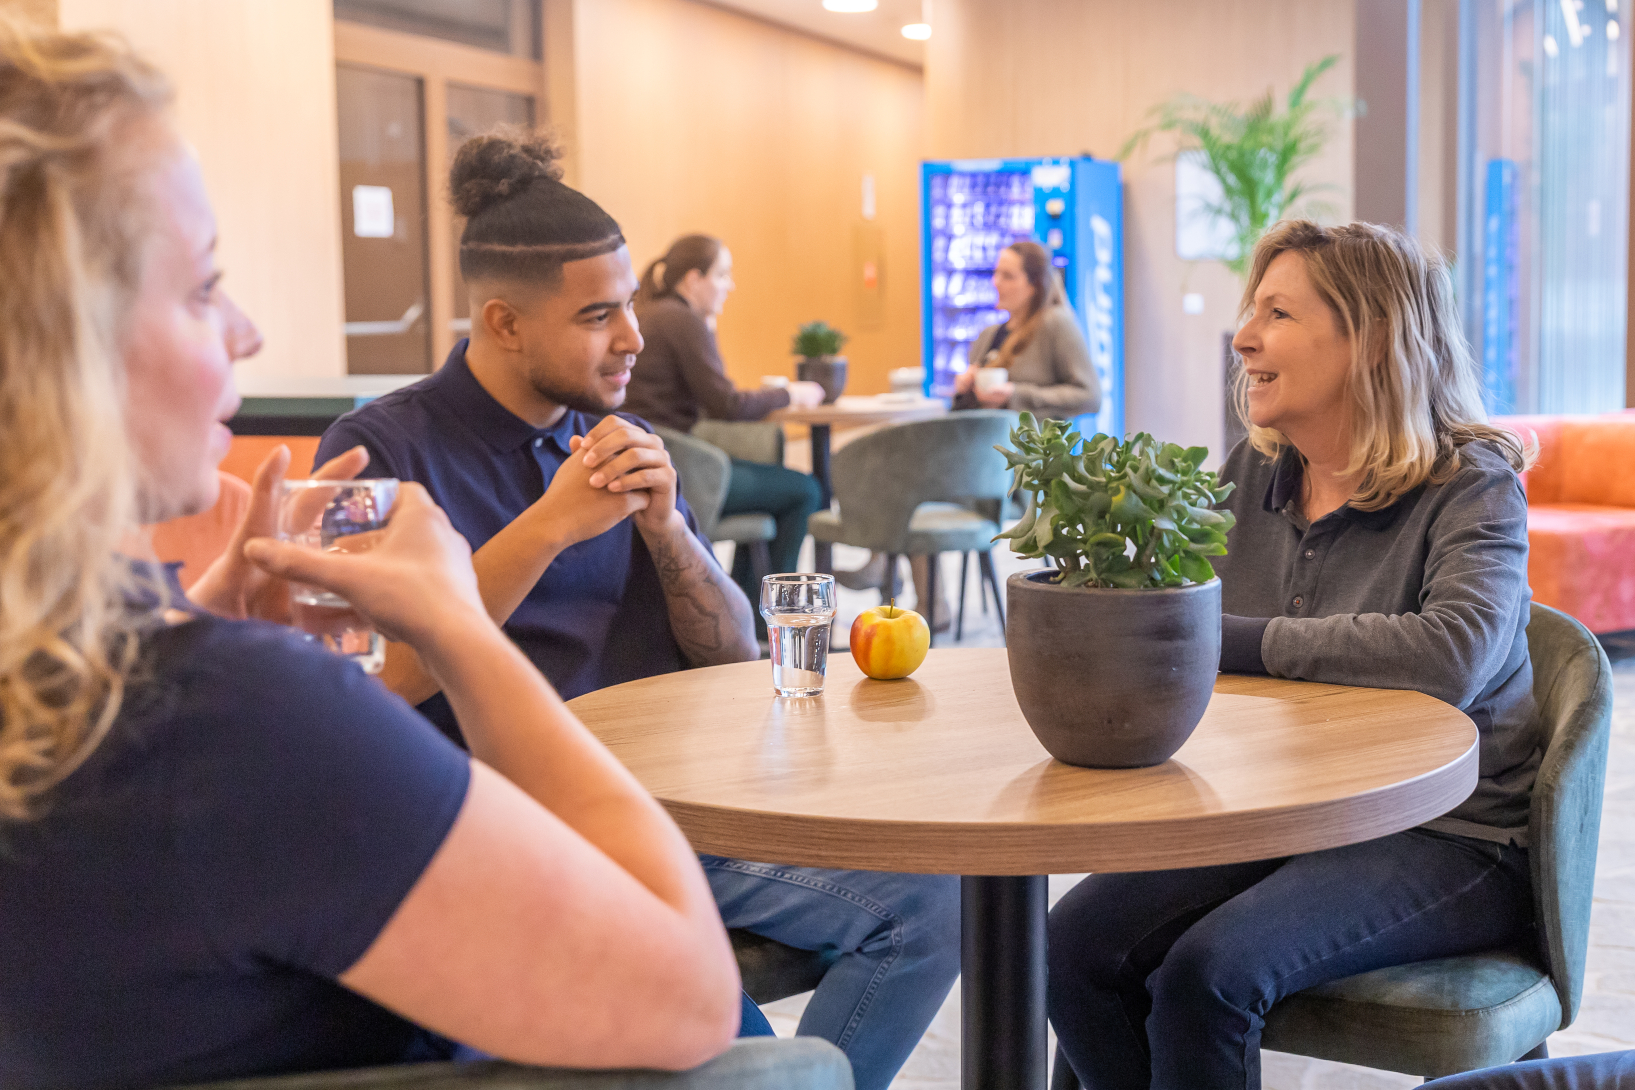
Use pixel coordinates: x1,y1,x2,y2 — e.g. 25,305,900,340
1175,151,1236,262
352,185,396,239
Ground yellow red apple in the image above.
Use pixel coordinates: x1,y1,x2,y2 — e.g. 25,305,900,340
850,602,931,679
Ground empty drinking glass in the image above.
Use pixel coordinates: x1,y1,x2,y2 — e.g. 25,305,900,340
276,478,398,674
760,573,838,697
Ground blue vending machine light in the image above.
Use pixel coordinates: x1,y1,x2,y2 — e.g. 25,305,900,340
921,156,1123,438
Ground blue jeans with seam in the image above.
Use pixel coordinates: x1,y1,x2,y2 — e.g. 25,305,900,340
1047,828,1534,1090
699,854,961,1090
1424,1051,1635,1089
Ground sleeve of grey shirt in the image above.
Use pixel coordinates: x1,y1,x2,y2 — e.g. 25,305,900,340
1260,460,1531,709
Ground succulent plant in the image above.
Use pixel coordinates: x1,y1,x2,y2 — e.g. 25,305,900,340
995,413,1237,589
791,321,848,358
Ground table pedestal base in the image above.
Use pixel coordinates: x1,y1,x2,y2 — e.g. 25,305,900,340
810,423,833,576
962,875,1048,1090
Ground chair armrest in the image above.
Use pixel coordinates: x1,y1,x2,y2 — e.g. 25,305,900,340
691,421,785,467
175,1040,853,1090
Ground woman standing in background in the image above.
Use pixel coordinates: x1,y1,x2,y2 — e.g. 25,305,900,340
625,235,825,604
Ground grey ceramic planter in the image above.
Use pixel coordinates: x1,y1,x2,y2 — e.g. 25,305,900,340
1005,571,1221,768
796,355,847,403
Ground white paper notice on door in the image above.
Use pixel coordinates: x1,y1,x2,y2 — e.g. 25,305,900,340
352,185,395,239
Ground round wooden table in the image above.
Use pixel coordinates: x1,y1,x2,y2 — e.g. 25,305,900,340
567,648,1478,1090
769,396,946,572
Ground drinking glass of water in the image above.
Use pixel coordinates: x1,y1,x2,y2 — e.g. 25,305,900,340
760,573,837,697
276,478,399,674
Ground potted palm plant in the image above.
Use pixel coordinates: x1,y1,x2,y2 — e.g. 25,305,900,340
996,414,1236,768
1120,55,1343,447
792,320,848,404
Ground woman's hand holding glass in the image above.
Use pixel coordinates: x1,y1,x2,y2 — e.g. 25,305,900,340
185,443,370,622
243,483,491,653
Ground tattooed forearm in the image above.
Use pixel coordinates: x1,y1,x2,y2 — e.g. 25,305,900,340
643,516,759,666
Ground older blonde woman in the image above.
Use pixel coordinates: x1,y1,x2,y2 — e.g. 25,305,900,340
1047,221,1539,1090
0,22,743,1087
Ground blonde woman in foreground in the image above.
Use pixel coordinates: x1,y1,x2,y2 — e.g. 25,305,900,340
1048,221,1541,1090
0,23,747,1088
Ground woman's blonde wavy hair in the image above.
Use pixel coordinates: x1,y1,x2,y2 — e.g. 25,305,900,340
0,19,172,819
1235,220,1532,510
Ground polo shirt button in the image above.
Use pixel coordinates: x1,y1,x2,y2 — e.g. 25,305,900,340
1293,595,1304,608
533,438,543,448
1304,549,1315,559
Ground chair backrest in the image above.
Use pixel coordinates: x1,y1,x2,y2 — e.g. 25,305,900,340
1525,602,1615,1027
654,425,730,539
691,419,785,467
148,471,252,590
828,411,1017,552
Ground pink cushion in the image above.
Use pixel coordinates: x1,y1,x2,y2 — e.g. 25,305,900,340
1527,504,1635,634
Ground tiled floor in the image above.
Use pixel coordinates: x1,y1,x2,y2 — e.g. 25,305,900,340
754,540,1635,1088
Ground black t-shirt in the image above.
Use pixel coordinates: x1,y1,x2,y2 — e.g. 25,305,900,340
0,595,472,1090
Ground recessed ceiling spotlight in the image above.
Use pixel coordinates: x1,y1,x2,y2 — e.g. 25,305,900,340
822,0,878,11
901,22,932,39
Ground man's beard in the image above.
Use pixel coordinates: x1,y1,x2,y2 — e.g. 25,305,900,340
528,369,625,416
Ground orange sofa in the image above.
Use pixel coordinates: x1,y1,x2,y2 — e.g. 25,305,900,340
1498,413,1635,634
148,436,325,588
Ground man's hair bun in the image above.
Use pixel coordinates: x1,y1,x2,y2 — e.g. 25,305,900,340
449,129,565,220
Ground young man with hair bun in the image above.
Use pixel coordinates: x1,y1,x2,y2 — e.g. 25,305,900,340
316,131,959,1090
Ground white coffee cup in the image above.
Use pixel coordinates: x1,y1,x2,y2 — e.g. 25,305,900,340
761,375,790,389
975,367,1010,395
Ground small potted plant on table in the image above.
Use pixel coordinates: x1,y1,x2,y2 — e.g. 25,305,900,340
996,414,1236,768
792,320,849,404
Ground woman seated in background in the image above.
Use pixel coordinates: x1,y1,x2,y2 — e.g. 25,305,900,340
624,235,826,604
0,24,745,1088
951,239,1099,418
1048,220,1540,1090
847,240,1102,618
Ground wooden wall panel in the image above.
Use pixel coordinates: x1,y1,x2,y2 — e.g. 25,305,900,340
568,0,924,396
58,0,347,383
927,0,1356,453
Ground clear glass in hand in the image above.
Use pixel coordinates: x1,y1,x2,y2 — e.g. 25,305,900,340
760,573,838,697
276,479,399,674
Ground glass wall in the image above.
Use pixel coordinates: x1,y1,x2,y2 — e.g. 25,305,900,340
334,0,540,59
1459,0,1630,413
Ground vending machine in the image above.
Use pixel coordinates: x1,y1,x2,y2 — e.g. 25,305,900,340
921,156,1123,438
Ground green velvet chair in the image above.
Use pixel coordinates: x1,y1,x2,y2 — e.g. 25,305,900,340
654,426,774,582
1051,602,1614,1089
806,411,1017,644
158,1039,851,1090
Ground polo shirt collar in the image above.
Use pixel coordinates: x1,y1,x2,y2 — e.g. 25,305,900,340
431,339,578,455
1261,446,1404,531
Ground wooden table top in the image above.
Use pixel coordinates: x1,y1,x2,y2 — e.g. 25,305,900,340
769,395,948,428
567,648,1479,875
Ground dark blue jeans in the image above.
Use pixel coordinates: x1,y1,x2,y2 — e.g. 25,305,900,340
721,459,822,603
1047,828,1533,1090
1426,1052,1635,1088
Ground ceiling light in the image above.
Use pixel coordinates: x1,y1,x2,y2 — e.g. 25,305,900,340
1543,32,1561,55
822,0,878,11
902,22,932,39
1611,18,1623,37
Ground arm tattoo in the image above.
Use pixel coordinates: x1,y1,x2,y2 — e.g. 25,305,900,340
644,520,759,666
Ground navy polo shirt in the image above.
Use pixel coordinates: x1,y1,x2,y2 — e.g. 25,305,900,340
315,340,716,736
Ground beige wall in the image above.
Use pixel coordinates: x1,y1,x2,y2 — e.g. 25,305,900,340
58,0,347,384
560,0,924,395
927,0,1355,453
